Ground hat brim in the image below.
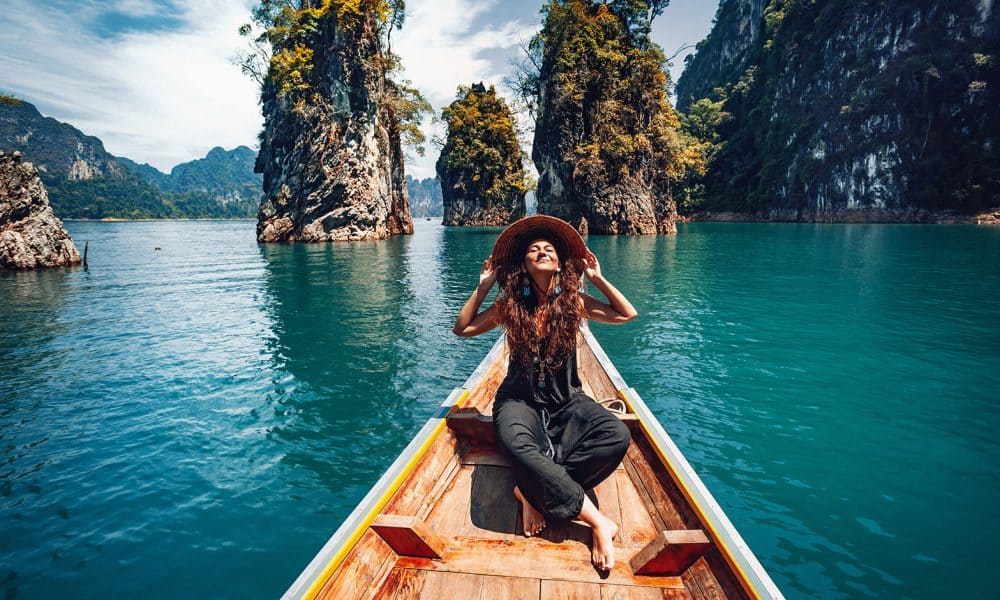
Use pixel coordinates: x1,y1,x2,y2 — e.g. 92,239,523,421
491,215,589,271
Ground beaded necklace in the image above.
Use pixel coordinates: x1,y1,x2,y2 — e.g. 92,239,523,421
526,275,563,390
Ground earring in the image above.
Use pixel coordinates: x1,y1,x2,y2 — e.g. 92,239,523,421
551,271,563,297
522,275,531,297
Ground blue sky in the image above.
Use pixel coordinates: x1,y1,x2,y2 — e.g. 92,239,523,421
0,0,718,177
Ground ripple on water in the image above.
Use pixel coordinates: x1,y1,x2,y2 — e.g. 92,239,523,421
0,221,998,599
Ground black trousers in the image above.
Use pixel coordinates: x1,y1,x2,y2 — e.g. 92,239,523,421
493,392,631,521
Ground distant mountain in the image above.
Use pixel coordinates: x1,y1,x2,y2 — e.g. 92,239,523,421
120,146,261,213
406,175,443,218
0,96,260,219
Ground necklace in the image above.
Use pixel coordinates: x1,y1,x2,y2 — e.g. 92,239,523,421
532,354,555,388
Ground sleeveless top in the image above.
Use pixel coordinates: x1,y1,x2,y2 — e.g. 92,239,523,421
496,338,584,408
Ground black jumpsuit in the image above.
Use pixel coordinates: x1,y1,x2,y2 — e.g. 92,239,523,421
492,337,631,521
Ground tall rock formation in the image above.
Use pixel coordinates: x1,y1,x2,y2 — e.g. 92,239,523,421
255,1,413,242
0,151,80,270
530,0,699,235
437,83,526,226
677,0,998,218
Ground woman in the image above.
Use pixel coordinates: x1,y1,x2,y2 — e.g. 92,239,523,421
452,215,638,572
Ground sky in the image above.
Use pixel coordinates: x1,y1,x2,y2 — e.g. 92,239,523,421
0,0,719,178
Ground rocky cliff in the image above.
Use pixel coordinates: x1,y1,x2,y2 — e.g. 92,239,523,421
0,151,80,270
406,175,443,218
675,0,766,113
677,0,998,218
530,0,698,235
0,97,126,180
255,2,413,242
437,83,526,226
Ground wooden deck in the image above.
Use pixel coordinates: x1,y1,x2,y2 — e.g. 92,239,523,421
285,330,782,600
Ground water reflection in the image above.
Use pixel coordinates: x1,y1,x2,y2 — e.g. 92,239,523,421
258,239,419,490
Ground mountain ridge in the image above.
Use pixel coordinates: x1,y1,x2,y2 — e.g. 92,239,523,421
0,96,261,219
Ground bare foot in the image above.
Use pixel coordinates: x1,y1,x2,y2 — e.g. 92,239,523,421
589,511,619,571
513,486,545,537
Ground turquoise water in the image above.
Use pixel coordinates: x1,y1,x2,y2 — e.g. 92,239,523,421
1,220,997,599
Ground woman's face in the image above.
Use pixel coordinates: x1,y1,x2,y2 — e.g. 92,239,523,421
523,238,561,276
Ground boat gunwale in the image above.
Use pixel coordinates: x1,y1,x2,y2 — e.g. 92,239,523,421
284,328,783,599
579,326,783,600
281,336,508,600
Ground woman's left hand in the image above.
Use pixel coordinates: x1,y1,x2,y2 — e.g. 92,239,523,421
584,250,602,281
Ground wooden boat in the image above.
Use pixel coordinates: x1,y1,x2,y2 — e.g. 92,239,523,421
283,327,783,599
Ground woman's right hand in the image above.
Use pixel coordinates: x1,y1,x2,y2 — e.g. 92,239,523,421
479,255,497,287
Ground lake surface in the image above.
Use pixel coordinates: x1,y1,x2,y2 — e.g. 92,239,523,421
1,220,997,599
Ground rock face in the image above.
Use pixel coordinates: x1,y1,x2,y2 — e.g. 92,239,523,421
255,5,412,242
0,151,80,270
531,1,692,235
675,0,767,112
407,175,443,218
437,83,526,226
677,0,998,217
0,97,126,181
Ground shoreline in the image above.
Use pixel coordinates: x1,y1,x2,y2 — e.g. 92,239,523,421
679,209,1000,225
62,211,1000,225
64,217,256,222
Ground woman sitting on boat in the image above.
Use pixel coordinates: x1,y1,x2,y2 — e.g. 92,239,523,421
453,215,638,572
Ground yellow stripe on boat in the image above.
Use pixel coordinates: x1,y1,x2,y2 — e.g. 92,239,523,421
299,389,471,599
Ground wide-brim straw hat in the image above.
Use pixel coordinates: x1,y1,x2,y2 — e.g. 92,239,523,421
491,215,589,271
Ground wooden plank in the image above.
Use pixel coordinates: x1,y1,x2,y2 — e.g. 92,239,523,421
386,569,473,599
681,558,725,600
577,340,619,401
382,428,461,517
542,579,603,599
461,446,512,467
661,589,695,600
427,464,520,540
415,444,463,522
370,567,405,600
614,469,660,547
426,466,475,538
371,514,446,559
395,537,687,589
623,440,692,531
601,584,673,599
701,550,751,600
316,529,394,600
478,574,541,599
630,530,711,576
463,357,508,414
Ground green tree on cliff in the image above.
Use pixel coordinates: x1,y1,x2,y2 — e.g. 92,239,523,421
437,83,528,225
679,0,998,215
237,0,431,155
524,0,703,234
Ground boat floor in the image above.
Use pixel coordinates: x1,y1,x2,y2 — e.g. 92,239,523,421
368,445,704,600
308,339,750,599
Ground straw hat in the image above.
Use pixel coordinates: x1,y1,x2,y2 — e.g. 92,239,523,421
491,215,589,271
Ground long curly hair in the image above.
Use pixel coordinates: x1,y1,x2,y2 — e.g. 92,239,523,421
494,240,585,372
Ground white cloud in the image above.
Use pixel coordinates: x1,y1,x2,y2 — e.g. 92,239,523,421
0,0,262,172
0,0,540,178
394,0,537,178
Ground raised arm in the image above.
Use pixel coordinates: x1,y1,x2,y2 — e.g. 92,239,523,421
580,250,638,325
453,255,501,337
